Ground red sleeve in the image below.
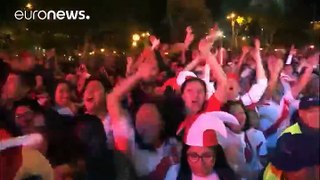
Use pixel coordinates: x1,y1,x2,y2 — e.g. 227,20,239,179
205,94,221,112
160,78,178,91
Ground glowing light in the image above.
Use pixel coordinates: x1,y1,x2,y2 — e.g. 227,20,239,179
89,51,95,55
146,32,150,36
141,33,146,37
26,3,33,10
310,45,315,49
113,50,117,54
132,34,140,41
78,53,82,56
216,30,224,37
132,41,137,47
164,52,169,55
241,36,246,41
100,48,105,53
236,16,245,25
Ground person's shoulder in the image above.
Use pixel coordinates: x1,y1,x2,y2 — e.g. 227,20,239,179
165,164,180,180
247,128,264,137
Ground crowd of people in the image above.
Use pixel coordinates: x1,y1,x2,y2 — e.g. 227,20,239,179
0,25,319,180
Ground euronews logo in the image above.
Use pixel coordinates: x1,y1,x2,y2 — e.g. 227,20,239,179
14,10,90,21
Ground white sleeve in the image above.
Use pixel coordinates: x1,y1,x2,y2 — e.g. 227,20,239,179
286,55,293,65
164,164,180,180
111,115,134,139
240,67,253,78
241,78,268,106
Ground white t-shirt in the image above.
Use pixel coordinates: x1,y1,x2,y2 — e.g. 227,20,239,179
258,90,299,148
165,164,220,180
133,138,180,177
217,128,267,178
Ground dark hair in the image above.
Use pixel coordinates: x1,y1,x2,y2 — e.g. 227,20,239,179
180,77,207,95
73,114,116,179
177,144,235,180
222,100,251,131
134,99,166,151
134,95,185,151
83,76,112,95
13,98,43,114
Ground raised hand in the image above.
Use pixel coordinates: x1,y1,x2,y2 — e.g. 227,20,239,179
137,61,159,82
268,55,283,76
242,45,250,55
250,38,262,62
184,26,195,49
150,35,160,50
206,24,219,43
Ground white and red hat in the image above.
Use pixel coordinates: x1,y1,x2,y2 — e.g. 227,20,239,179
0,130,53,180
0,132,43,151
177,70,215,98
178,111,239,147
176,70,198,86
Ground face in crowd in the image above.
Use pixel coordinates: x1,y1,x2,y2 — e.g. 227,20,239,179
135,103,164,146
83,80,106,114
55,82,71,107
182,79,207,115
14,104,44,135
227,103,247,133
187,146,216,177
299,106,320,129
2,73,26,101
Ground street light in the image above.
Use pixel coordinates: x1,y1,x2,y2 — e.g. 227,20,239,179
132,34,140,41
226,12,237,48
132,41,137,47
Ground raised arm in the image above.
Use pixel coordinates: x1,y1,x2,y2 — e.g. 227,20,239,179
198,25,227,103
234,46,250,74
206,53,227,103
291,63,314,99
107,61,159,153
240,39,268,105
183,56,201,71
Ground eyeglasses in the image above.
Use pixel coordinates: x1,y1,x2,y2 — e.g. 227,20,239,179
15,111,34,120
187,152,214,163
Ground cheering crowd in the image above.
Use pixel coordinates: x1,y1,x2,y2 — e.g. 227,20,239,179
0,25,319,180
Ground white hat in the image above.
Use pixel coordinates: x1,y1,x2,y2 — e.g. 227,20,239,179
183,111,239,147
176,70,198,86
176,70,215,98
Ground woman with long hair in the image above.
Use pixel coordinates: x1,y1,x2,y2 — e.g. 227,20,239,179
165,112,237,180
